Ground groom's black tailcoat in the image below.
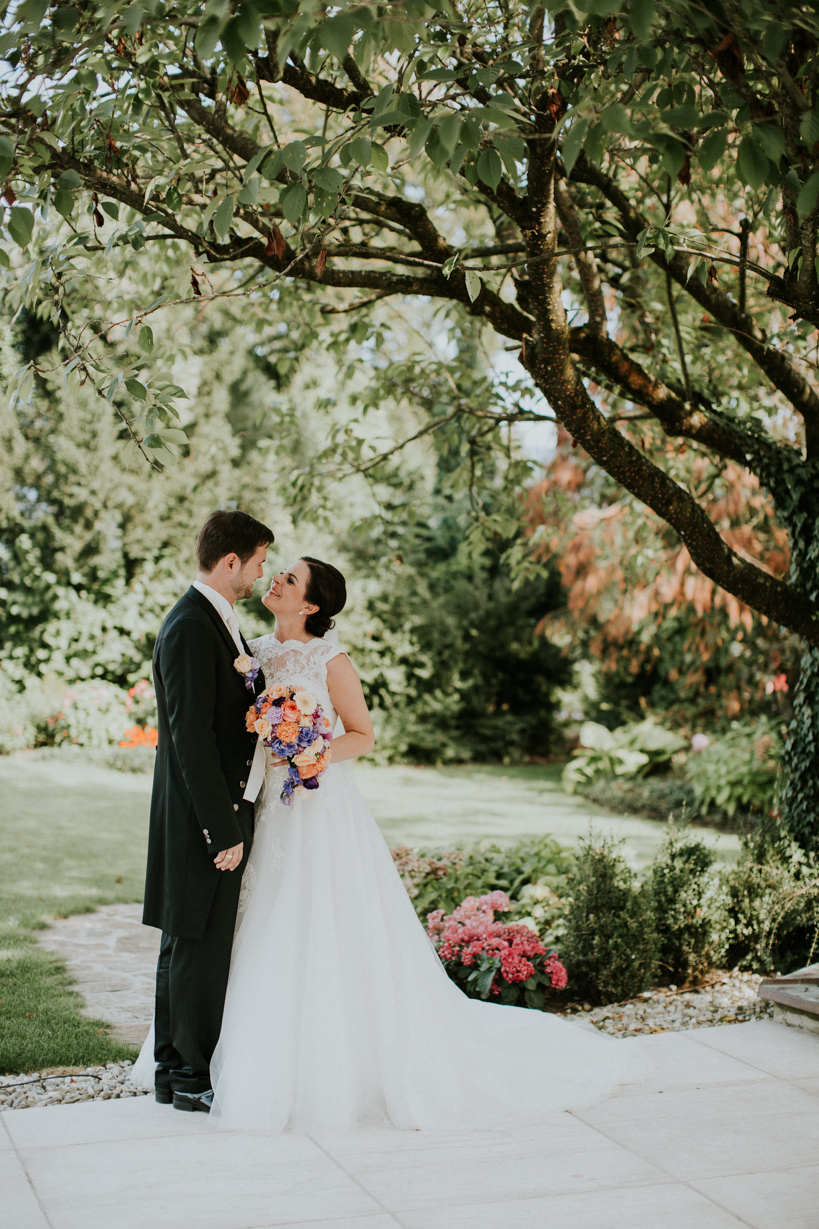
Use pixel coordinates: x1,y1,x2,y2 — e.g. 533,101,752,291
143,586,264,1094
143,585,263,941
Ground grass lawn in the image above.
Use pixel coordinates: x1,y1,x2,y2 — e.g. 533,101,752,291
0,754,150,1073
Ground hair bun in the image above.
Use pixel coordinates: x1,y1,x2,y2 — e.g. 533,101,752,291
301,557,347,639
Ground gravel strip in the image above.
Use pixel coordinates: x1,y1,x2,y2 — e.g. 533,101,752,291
0,1062,147,1112
562,970,773,1037
0,972,773,1111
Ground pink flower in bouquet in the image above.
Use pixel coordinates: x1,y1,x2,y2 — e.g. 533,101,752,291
281,699,301,722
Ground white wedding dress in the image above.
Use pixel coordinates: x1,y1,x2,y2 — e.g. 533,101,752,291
198,634,640,1133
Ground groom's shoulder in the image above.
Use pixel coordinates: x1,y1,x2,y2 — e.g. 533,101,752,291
159,588,212,636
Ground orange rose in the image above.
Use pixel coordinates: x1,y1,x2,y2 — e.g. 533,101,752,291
297,760,321,779
245,710,258,732
275,720,300,743
281,700,300,722
321,716,331,729
266,683,286,700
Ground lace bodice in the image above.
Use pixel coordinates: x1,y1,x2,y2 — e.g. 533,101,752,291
249,634,344,729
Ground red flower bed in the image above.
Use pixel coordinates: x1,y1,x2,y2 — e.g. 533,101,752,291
426,891,567,1009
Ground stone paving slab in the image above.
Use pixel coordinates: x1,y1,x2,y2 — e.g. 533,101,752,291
2,1022,818,1229
36,904,157,1047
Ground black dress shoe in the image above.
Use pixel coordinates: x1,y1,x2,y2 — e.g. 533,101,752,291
172,1089,213,1113
155,1086,173,1105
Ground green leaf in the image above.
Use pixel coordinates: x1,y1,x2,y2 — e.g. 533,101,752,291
53,189,74,219
370,143,389,172
280,181,307,226
600,103,632,136
138,325,154,353
8,206,33,248
464,270,481,302
212,194,235,240
125,378,148,399
222,16,248,64
101,201,119,220
158,428,189,445
237,176,259,206
143,432,164,450
236,4,259,48
437,113,461,157
493,132,525,178
348,137,372,167
755,124,785,161
195,15,222,60
122,2,143,35
312,166,345,193
797,170,819,220
800,111,819,147
58,169,83,191
562,117,588,176
698,128,727,173
281,140,307,172
737,136,769,191
650,134,687,178
17,0,48,24
0,136,14,180
629,0,655,40
476,147,502,191
320,12,356,60
661,105,699,128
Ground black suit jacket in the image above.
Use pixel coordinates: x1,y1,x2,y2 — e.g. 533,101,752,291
142,586,264,940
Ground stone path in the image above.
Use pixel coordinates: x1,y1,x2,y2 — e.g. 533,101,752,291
36,904,157,1048
5,1020,819,1228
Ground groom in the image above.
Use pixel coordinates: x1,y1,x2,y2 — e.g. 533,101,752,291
143,509,274,1112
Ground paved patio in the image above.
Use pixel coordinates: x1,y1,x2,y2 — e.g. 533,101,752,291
4,1019,818,1229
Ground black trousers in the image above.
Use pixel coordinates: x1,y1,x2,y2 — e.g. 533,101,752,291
153,866,243,1095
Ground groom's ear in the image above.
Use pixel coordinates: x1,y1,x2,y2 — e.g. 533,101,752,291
221,552,241,574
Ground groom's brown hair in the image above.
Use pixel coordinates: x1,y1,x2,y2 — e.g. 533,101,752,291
196,510,274,573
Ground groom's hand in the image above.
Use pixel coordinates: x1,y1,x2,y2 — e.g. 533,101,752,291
214,842,243,871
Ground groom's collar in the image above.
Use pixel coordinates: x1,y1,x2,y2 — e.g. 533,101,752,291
192,579,235,627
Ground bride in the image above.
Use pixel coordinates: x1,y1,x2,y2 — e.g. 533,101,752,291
198,556,638,1133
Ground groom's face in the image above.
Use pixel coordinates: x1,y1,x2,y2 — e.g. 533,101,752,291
229,543,269,601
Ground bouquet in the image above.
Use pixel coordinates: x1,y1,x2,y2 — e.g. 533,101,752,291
245,683,332,804
426,891,568,1010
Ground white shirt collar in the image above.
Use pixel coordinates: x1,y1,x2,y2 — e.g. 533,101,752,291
192,580,236,627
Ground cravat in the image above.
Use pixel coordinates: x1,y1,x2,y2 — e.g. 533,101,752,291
225,609,244,655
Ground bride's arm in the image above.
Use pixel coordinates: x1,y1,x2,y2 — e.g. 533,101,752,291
325,654,375,763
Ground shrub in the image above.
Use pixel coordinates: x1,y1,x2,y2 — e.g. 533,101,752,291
720,824,819,973
686,720,781,819
391,836,574,921
426,891,568,1009
562,719,687,794
36,681,132,749
0,675,37,753
578,774,696,823
649,824,722,984
560,833,657,1004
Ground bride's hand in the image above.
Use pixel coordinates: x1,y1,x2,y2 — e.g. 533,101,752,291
268,755,287,767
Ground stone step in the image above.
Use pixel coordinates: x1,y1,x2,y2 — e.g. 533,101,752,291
758,961,819,1036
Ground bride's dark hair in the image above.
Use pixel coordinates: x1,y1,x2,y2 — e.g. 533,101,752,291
301,557,347,638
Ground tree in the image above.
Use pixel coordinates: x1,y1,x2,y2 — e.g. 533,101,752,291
1,0,819,839
529,427,797,731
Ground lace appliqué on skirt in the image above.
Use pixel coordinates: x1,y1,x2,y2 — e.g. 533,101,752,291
237,862,257,915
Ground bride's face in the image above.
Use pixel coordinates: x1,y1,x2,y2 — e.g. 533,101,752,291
262,560,317,621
